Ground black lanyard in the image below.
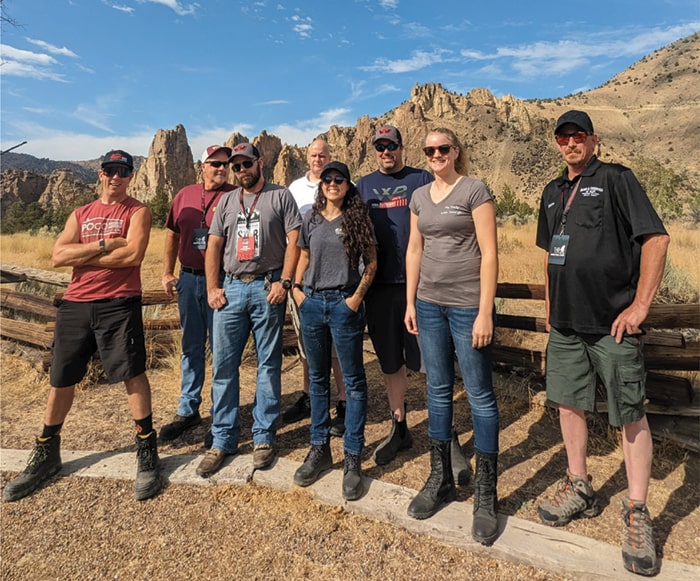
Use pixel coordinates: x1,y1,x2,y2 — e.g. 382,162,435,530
200,186,221,228
239,188,262,229
558,177,581,235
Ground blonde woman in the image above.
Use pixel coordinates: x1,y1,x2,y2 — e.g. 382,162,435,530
404,128,500,545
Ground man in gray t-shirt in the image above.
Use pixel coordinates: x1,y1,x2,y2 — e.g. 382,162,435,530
199,142,301,479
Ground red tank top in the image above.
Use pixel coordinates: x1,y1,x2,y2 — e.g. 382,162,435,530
63,196,147,302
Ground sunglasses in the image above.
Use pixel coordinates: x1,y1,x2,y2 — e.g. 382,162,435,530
206,160,229,168
374,142,399,153
102,166,132,178
232,159,256,172
322,175,347,185
555,131,589,146
423,144,453,157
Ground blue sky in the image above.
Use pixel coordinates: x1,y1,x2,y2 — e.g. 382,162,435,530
1,0,699,161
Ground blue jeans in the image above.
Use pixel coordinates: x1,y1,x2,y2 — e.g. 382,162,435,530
210,276,285,453
175,271,216,417
299,289,367,456
416,298,499,455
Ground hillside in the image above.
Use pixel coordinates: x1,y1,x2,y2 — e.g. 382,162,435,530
1,32,698,218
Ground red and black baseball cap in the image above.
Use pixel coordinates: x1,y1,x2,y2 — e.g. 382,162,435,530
101,149,134,169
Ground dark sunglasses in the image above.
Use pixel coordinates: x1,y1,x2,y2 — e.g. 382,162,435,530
322,175,347,185
206,160,229,168
232,159,256,172
374,142,399,152
555,131,589,146
102,166,132,178
423,144,453,157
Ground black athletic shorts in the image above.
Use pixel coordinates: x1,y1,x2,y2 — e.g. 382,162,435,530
50,297,147,387
364,283,421,374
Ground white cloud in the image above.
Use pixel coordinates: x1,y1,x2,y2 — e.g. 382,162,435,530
0,60,67,82
26,38,78,58
112,4,135,14
360,50,451,74
188,124,255,160
145,0,197,16
1,44,58,65
290,15,313,39
379,0,399,9
269,108,353,147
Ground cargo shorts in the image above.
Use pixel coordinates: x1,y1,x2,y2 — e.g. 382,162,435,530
545,327,647,427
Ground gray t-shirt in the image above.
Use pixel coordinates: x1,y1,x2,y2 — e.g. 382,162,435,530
210,183,301,276
409,176,493,308
298,213,361,291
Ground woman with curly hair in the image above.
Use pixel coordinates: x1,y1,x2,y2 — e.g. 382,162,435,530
291,161,377,500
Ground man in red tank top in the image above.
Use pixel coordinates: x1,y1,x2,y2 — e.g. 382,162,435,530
2,149,163,503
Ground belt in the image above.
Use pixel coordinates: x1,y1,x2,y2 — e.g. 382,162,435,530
230,273,265,283
181,266,205,276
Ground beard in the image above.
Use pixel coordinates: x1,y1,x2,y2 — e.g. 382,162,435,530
239,164,262,189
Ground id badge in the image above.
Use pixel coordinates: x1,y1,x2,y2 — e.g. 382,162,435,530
548,234,569,265
192,227,208,250
237,232,256,261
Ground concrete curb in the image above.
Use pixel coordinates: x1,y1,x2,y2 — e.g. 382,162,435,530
2,448,697,581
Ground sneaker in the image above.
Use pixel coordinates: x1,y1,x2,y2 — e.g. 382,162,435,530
253,443,276,470
293,443,333,487
538,471,601,526
621,498,658,576
342,452,363,501
159,412,202,441
196,448,228,478
2,436,62,502
330,400,346,437
282,393,311,424
373,418,412,466
134,431,162,501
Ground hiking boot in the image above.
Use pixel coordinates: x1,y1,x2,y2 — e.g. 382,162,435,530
472,452,499,545
621,498,659,576
134,431,162,501
373,417,412,466
253,443,276,470
451,427,472,486
2,436,62,502
342,452,363,501
282,393,311,424
538,470,601,526
407,439,456,520
196,448,228,478
293,443,332,487
330,400,346,437
159,412,202,441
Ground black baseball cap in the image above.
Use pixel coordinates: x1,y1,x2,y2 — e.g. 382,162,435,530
555,110,594,135
320,161,351,182
101,149,134,169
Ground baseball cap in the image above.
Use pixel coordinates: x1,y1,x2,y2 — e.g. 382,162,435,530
101,149,133,169
555,110,594,135
229,142,260,160
200,145,233,164
320,161,351,182
373,125,402,145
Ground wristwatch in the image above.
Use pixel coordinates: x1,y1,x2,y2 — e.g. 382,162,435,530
98,239,107,255
280,278,292,290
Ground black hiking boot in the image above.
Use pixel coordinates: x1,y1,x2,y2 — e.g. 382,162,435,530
2,436,62,502
330,400,346,437
472,452,499,545
293,443,332,487
342,452,363,501
407,439,456,520
134,431,162,501
282,393,311,424
159,412,202,441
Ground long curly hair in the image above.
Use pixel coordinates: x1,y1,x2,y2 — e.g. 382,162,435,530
311,182,375,271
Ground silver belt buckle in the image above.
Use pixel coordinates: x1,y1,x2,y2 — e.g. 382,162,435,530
239,273,257,283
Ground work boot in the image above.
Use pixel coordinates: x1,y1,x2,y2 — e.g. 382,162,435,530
196,449,228,478
621,497,659,576
134,431,162,501
253,443,276,470
407,439,456,520
282,393,311,424
538,470,601,526
2,436,62,502
374,416,412,466
342,452,363,501
158,412,202,441
472,452,499,545
451,427,472,486
329,400,346,437
293,442,332,487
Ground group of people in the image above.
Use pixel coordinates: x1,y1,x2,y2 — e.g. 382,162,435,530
3,111,669,577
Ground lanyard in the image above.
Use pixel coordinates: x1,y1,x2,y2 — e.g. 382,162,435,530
558,177,581,235
200,186,221,228
239,188,262,229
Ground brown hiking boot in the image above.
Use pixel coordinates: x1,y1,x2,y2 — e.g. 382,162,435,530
621,497,658,576
538,470,600,526
196,448,228,478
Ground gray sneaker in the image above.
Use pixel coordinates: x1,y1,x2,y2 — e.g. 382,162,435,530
621,498,658,576
2,436,62,502
538,471,600,526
